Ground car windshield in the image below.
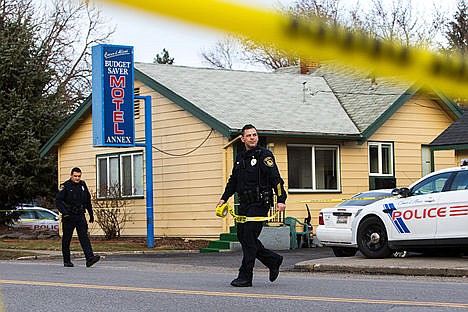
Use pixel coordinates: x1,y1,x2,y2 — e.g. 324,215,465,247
337,191,391,207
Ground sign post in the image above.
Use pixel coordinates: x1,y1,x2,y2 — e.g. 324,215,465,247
135,95,154,248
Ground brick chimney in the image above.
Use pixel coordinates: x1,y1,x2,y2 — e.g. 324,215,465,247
300,60,319,74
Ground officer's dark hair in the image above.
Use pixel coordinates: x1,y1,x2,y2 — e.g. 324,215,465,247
241,124,256,136
71,167,82,175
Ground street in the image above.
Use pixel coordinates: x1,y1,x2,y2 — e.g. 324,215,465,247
1,248,468,311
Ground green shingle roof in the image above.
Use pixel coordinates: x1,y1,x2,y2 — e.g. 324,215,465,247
40,63,462,157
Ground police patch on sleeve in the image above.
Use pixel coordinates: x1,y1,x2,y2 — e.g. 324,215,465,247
264,156,274,167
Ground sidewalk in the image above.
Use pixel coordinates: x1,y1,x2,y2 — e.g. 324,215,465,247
294,255,468,277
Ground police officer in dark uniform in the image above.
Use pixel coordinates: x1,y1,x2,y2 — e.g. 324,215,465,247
56,167,100,268
217,124,287,287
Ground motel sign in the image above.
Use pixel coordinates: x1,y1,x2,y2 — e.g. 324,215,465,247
92,44,135,147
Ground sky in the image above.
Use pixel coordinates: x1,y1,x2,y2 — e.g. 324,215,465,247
36,0,459,70
96,0,294,69
94,0,458,70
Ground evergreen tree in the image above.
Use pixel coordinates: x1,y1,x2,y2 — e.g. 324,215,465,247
0,1,63,216
154,48,174,64
0,0,111,226
445,0,468,56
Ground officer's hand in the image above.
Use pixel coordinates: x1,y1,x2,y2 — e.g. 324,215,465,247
89,215,94,223
216,199,225,208
276,203,286,211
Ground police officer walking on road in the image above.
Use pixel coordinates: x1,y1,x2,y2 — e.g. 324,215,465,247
56,167,100,268
217,124,287,287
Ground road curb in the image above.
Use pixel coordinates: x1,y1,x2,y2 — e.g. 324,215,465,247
14,249,201,261
294,257,468,277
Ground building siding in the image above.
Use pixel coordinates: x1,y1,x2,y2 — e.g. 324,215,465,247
57,80,228,238
56,83,458,239
271,95,457,231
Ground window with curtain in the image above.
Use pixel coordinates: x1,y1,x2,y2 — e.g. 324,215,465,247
96,151,143,198
369,142,394,176
287,144,340,192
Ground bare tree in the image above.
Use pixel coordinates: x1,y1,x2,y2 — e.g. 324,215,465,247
34,0,114,111
348,0,445,48
200,36,241,69
91,184,134,240
0,0,114,217
201,0,449,70
240,39,300,70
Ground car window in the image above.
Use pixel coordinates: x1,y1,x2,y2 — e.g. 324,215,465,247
411,172,451,195
449,170,468,191
36,210,56,220
18,210,36,219
338,191,392,207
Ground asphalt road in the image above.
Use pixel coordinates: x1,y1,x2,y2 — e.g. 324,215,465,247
104,247,335,271
1,248,468,312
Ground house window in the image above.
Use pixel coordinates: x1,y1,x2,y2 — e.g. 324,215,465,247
287,144,340,192
369,142,393,176
96,152,143,198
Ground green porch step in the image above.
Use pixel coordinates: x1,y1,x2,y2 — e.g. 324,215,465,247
199,247,221,253
199,226,238,253
220,233,238,242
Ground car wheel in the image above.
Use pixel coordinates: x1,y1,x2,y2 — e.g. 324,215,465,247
357,216,393,259
332,247,358,257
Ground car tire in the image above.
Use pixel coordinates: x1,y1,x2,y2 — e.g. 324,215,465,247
332,247,358,257
357,216,393,259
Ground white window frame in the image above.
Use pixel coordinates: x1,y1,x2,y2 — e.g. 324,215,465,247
368,142,394,176
287,144,341,193
96,151,144,198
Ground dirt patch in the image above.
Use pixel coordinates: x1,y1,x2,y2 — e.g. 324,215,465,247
0,227,210,250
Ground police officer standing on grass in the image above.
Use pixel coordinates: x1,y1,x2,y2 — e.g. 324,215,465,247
217,124,287,287
56,167,100,268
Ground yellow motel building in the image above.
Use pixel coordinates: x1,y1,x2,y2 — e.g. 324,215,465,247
40,62,466,239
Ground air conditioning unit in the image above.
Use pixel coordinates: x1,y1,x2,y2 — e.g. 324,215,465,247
374,177,396,189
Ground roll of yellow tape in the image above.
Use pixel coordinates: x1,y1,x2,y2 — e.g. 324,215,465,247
215,203,229,218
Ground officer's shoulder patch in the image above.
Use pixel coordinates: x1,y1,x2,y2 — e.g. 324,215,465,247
263,156,274,167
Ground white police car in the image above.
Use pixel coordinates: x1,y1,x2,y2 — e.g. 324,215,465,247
12,206,59,232
316,189,394,257
349,161,468,258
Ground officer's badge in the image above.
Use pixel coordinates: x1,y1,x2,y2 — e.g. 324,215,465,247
251,158,257,166
264,156,274,167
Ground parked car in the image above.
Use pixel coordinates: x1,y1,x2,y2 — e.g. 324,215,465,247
316,189,394,257
11,206,59,232
322,162,468,259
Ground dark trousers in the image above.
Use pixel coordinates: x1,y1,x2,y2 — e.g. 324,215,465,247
237,221,282,281
61,214,94,263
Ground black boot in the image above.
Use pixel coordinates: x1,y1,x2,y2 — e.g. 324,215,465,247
230,277,252,287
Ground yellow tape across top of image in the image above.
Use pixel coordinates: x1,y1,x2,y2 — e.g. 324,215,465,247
100,0,468,99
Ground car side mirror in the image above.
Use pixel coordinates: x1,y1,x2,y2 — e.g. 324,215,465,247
392,187,410,198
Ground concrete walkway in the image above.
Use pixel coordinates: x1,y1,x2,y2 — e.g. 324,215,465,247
294,255,468,277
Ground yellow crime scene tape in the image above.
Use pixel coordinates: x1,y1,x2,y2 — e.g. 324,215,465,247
216,203,279,223
298,196,397,204
100,0,468,99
